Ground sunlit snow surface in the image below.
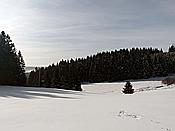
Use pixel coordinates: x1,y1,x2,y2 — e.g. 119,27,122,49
0,80,174,131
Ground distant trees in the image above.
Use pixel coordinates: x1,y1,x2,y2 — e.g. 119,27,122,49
1,30,174,92
169,45,175,52
28,46,175,91
28,63,82,91
0,31,26,85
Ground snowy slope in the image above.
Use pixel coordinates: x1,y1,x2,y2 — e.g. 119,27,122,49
0,80,174,131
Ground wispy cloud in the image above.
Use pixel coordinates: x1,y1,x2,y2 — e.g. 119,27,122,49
0,0,175,65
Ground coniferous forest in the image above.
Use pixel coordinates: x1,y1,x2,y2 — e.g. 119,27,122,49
28,45,175,91
1,31,175,91
0,31,26,86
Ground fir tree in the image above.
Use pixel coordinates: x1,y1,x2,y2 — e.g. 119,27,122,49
169,45,175,52
0,31,26,85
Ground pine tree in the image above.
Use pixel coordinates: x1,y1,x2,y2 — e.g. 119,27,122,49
17,50,27,85
122,81,134,94
0,31,26,85
169,45,175,52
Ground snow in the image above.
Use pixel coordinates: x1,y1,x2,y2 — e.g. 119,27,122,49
0,80,175,131
25,66,35,73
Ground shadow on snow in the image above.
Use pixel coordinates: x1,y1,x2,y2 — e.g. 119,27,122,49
0,86,81,99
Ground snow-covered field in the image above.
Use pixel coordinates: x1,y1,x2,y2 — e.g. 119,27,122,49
0,80,175,131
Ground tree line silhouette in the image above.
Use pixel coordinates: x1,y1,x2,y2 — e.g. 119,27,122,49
28,45,175,91
0,31,26,85
1,30,175,91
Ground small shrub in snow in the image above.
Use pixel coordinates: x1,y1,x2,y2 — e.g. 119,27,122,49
122,81,134,94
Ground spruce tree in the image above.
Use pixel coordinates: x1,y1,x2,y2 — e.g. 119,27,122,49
169,45,175,52
0,31,26,85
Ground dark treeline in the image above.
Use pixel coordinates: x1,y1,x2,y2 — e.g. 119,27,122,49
28,45,175,91
0,31,26,86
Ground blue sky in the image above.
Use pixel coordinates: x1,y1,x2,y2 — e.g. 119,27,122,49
0,0,175,66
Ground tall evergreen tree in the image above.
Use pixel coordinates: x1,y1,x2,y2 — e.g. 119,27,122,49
0,31,26,85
